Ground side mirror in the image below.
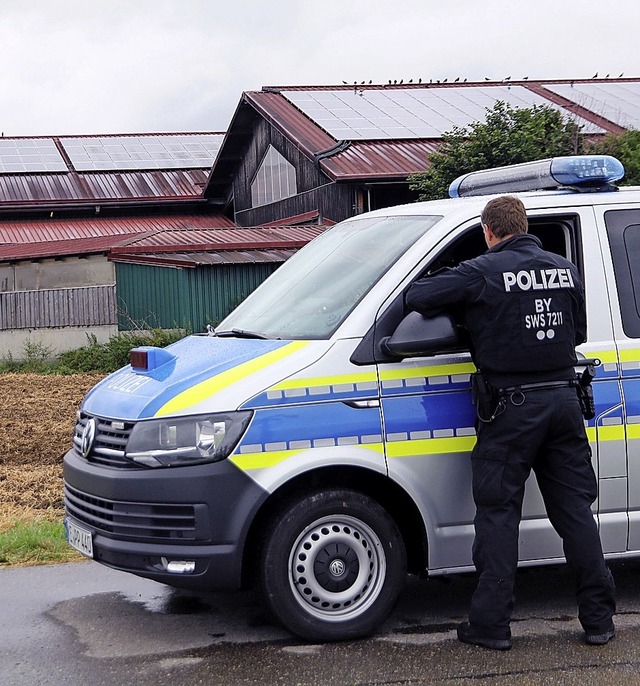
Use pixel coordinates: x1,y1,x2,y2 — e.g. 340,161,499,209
380,312,466,359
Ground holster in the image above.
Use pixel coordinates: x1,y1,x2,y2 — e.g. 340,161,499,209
576,363,596,420
471,371,498,421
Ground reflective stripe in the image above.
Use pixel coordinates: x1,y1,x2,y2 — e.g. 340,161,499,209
619,349,640,363
231,443,384,471
272,372,377,391
155,341,308,416
386,435,476,458
586,425,625,443
594,349,618,364
627,424,640,440
379,362,475,382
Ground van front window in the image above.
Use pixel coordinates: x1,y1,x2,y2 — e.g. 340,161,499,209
217,215,442,339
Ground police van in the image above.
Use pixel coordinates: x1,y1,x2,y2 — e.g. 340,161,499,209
64,155,640,641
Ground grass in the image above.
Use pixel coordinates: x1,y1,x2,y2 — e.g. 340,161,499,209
0,518,84,568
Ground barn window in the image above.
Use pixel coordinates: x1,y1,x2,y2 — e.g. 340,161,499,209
250,145,297,207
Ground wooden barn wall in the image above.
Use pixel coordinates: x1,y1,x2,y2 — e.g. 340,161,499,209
0,285,117,330
232,118,354,226
116,262,281,332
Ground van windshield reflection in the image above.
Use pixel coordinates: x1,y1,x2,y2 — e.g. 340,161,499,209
217,215,442,340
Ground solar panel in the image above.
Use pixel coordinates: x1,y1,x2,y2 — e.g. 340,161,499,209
61,134,224,172
281,87,605,140
0,138,67,173
542,82,640,130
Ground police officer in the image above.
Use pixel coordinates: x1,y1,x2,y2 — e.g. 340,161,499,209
406,195,616,650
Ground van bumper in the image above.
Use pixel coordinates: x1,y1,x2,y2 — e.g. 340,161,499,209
63,448,269,591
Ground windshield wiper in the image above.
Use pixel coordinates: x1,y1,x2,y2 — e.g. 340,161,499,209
215,328,272,340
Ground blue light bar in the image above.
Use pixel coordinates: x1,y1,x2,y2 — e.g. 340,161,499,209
449,155,625,198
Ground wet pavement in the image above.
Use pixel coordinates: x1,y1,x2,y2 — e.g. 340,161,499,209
2,559,640,685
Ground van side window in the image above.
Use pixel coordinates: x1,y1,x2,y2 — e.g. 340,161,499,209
427,216,577,274
605,209,640,338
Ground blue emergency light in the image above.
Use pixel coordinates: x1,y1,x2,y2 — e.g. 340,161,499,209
448,155,625,198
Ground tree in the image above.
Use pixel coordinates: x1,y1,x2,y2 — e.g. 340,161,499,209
408,101,584,201
587,129,640,186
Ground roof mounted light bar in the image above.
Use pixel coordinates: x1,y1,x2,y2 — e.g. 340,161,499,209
448,155,625,198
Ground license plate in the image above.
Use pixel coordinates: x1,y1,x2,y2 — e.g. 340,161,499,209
66,518,94,558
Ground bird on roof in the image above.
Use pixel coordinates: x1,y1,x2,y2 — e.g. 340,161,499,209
485,77,491,80
605,73,610,78
342,80,348,84
418,78,422,83
523,76,529,80
454,76,460,82
619,72,624,78
504,76,511,81
592,72,598,78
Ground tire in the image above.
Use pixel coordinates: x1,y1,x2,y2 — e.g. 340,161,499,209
259,488,407,641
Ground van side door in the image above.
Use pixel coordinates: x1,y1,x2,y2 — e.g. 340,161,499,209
601,207,640,551
375,209,624,573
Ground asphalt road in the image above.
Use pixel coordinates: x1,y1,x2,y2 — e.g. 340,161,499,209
2,559,640,685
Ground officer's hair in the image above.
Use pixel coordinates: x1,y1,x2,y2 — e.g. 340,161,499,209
481,196,528,238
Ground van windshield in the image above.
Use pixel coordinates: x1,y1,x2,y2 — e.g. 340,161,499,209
217,215,442,339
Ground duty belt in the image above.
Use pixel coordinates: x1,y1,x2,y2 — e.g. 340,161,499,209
499,379,576,394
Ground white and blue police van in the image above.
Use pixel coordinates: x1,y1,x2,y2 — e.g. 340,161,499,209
64,155,640,641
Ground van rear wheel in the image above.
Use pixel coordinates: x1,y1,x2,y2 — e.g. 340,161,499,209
259,489,407,641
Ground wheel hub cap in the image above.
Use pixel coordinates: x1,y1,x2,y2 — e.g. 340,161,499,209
288,515,386,622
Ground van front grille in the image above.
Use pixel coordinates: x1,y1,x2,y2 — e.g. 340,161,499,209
72,412,140,469
64,483,199,541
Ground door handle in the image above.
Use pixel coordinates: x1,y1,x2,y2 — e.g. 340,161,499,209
343,399,380,409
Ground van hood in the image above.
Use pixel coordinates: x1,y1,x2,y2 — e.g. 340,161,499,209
82,336,324,420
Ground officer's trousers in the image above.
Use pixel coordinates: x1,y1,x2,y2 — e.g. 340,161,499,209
468,385,616,638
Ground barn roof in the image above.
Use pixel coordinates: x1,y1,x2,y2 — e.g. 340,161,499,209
205,77,639,197
0,212,235,261
0,132,223,209
108,224,327,268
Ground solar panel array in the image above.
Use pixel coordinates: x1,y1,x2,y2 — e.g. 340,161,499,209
281,86,605,140
61,134,224,171
0,138,67,173
0,134,224,175
542,82,640,130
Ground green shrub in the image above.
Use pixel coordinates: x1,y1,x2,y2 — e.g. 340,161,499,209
55,329,186,374
0,328,187,375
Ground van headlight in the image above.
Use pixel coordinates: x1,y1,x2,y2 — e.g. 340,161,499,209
125,411,253,467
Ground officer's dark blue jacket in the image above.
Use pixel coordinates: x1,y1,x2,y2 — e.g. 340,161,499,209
406,233,586,385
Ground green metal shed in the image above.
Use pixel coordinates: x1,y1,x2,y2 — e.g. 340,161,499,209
114,259,282,333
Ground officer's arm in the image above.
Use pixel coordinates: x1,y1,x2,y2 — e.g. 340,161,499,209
571,268,587,346
574,288,587,346
406,262,480,315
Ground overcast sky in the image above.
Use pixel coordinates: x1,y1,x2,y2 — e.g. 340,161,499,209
2,0,639,137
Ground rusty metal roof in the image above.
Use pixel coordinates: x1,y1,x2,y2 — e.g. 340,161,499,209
0,217,326,264
0,212,235,245
321,140,441,180
109,224,326,255
0,132,224,209
109,248,299,268
0,234,140,261
0,169,209,207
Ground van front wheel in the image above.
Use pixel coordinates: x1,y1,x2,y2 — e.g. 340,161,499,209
259,489,407,641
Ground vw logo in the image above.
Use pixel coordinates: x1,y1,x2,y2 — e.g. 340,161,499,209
329,558,346,577
81,418,97,458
